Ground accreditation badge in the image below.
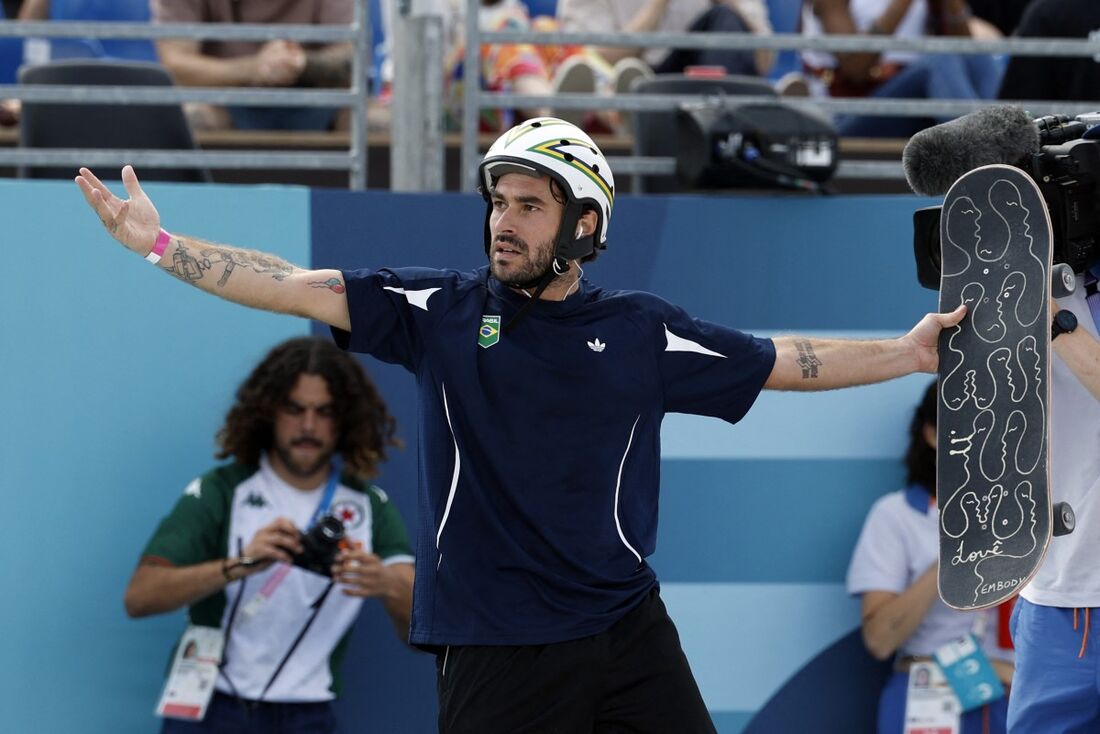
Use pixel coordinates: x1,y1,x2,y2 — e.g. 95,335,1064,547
934,633,1005,712
155,625,225,721
903,661,961,734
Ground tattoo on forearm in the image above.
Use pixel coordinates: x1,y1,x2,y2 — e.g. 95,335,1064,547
201,248,296,285
794,339,823,379
162,238,297,287
164,242,208,283
309,277,346,294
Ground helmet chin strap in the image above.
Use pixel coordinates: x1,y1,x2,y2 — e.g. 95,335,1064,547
495,198,589,334
503,256,569,335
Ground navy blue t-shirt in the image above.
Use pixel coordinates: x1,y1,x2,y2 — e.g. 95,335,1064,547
333,266,775,647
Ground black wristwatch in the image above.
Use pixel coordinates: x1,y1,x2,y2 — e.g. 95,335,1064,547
1052,310,1078,341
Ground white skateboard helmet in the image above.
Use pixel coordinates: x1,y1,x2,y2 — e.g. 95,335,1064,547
478,117,615,263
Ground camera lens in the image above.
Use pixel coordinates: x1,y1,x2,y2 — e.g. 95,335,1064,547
316,514,345,542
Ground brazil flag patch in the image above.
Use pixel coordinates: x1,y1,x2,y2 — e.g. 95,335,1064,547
478,315,501,348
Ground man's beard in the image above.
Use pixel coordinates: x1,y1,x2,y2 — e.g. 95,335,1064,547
491,234,556,286
273,437,335,478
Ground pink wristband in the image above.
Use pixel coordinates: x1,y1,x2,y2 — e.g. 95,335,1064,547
145,229,172,265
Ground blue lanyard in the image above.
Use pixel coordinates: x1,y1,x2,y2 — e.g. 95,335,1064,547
307,462,341,529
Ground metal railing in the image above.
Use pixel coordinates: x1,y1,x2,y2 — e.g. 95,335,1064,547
460,10,1100,191
0,9,372,188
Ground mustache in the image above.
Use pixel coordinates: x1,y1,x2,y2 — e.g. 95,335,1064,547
290,437,323,448
494,235,527,251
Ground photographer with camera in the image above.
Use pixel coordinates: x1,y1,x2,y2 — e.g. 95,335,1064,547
122,337,414,734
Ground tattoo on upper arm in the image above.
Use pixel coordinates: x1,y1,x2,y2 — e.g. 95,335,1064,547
794,339,823,379
308,277,346,294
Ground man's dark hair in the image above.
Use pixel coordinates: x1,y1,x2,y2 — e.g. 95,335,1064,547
904,381,937,492
216,337,399,479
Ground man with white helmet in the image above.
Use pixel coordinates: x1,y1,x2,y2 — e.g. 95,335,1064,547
77,117,965,733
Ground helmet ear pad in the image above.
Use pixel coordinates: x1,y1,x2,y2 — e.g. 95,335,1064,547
552,200,592,263
480,178,595,264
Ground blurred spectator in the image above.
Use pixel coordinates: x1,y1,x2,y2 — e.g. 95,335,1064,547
150,0,354,131
557,0,773,77
4,0,159,124
18,1,157,62
442,0,555,131
966,0,1031,37
551,0,773,133
14,0,43,18
848,381,1013,734
997,0,1100,103
802,0,1002,138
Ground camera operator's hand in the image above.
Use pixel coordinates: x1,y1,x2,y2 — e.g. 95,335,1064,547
332,545,393,598
333,544,415,639
240,517,304,573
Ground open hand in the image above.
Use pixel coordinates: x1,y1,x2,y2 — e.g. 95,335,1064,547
75,165,161,257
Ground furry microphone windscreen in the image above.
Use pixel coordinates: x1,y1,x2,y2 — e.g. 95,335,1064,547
902,106,1041,196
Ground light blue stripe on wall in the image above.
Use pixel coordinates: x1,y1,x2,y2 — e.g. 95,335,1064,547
662,583,859,712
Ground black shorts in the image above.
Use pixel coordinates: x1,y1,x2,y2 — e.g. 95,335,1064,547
435,588,716,734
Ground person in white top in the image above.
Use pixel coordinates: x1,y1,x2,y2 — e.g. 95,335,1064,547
848,381,1013,734
1007,266,1100,732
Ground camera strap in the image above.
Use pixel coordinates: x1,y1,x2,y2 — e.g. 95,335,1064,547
307,462,342,530
219,541,338,704
258,581,335,702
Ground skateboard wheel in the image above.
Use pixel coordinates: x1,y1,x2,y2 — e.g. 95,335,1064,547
1053,501,1076,537
1052,263,1076,298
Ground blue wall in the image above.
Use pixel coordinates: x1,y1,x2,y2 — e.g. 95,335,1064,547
0,179,310,733
2,179,939,733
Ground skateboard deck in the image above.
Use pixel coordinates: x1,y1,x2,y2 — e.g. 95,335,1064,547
937,164,1052,611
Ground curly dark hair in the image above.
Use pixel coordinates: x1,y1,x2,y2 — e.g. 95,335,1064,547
904,381,938,493
216,337,400,479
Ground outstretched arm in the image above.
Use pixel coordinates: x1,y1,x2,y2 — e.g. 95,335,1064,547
764,306,966,390
75,166,351,331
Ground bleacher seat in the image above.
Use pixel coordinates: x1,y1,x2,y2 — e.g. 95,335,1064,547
18,60,210,182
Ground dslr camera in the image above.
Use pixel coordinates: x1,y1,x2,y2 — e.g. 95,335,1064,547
914,113,1100,289
291,513,347,577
